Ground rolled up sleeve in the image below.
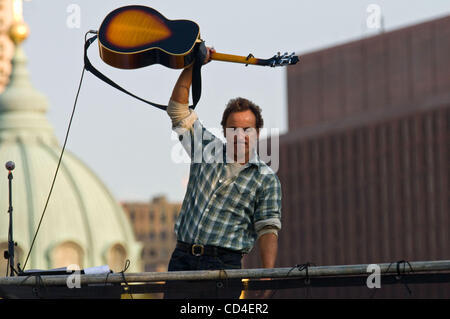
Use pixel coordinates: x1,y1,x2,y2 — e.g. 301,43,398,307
254,173,282,238
167,99,198,129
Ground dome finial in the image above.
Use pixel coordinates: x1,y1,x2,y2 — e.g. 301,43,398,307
0,0,52,136
9,0,30,45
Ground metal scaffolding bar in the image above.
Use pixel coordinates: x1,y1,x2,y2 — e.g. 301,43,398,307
0,259,449,287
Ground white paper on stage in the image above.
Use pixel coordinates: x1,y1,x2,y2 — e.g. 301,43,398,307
83,265,111,275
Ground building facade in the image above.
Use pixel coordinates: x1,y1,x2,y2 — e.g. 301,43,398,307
243,15,450,298
122,196,181,272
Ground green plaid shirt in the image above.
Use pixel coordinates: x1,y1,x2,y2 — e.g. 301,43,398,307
173,119,282,253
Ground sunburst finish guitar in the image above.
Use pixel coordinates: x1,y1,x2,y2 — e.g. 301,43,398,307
98,5,299,70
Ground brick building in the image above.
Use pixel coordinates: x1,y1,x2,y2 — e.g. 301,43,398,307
243,15,450,298
122,196,181,272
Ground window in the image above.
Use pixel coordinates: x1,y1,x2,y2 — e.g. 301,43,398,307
149,210,154,222
52,241,84,269
128,209,135,222
0,242,23,276
107,243,127,273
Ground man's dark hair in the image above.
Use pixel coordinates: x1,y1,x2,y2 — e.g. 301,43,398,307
220,97,264,130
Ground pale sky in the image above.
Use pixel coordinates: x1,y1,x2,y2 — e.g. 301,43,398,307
21,0,450,202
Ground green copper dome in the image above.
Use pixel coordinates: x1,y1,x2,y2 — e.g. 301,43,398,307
0,44,142,273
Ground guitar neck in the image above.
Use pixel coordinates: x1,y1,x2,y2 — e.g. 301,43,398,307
210,52,270,67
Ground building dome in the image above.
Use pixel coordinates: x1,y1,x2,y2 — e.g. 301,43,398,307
0,42,142,273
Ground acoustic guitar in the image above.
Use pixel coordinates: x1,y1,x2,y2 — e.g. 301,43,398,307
98,5,299,70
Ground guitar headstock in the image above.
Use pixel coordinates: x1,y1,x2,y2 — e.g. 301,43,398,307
268,52,299,67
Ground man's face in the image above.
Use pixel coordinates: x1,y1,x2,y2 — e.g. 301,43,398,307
224,110,259,164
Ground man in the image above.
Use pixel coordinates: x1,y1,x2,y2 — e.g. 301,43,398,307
164,47,282,299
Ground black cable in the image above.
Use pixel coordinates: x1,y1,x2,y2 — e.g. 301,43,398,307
103,261,133,298
22,35,89,271
103,268,113,296
18,274,46,298
216,268,229,298
294,262,315,299
395,260,414,295
120,259,133,299
370,260,414,298
269,262,315,299
5,257,9,277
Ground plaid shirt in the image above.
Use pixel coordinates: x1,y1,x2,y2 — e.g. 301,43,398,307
173,118,282,253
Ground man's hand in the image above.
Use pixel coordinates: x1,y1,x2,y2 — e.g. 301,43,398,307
203,46,216,65
170,46,216,104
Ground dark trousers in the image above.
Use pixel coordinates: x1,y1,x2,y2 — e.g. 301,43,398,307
163,247,243,299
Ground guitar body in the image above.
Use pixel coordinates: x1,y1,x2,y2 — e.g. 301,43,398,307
98,6,200,69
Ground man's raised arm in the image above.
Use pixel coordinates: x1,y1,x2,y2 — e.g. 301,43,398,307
171,66,194,105
167,48,215,128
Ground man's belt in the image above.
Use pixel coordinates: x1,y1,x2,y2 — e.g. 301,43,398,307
176,241,242,257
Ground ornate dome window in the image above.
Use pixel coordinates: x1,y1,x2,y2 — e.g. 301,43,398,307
51,241,84,269
107,243,127,272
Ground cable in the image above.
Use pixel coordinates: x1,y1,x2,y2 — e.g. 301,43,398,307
369,260,414,298
269,262,316,299
22,41,88,271
120,259,133,299
5,258,9,277
103,260,132,298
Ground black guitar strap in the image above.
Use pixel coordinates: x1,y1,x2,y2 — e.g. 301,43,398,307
83,34,204,111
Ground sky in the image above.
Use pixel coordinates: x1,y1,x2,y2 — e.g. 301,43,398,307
20,0,450,203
